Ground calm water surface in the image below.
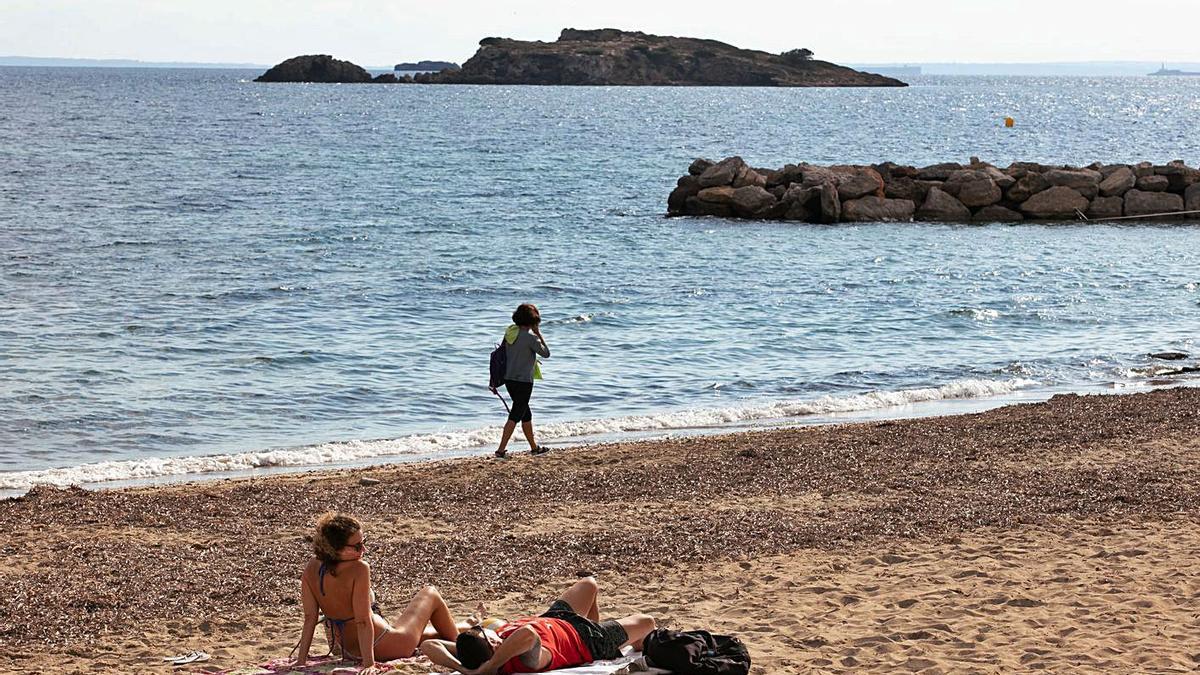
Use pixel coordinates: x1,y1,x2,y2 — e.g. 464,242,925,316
1,69,1198,490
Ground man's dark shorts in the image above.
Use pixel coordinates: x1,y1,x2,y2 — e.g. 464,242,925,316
541,600,628,661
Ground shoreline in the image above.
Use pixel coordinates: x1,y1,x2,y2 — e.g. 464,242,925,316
8,376,1194,499
1,387,1198,673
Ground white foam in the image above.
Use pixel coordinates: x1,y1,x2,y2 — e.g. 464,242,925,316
0,377,1038,493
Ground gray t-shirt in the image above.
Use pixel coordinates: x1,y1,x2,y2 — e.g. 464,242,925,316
504,329,550,383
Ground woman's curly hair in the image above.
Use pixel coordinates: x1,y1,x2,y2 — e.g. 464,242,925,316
512,303,541,327
312,512,362,574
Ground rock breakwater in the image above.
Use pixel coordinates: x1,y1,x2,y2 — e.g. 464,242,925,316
668,157,1200,223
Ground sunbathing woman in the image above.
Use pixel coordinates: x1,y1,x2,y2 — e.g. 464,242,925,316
291,513,462,673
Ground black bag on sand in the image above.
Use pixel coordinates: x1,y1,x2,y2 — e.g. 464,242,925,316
642,628,751,675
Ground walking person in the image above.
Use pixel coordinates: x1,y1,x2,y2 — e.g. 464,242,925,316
494,303,549,458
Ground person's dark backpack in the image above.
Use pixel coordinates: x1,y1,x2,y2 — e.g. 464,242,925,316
488,340,507,392
488,340,511,413
642,629,750,675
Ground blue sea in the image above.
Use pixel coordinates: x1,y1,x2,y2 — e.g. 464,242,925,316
2,68,1198,495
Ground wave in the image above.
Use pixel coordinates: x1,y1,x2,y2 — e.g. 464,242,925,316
0,377,1038,493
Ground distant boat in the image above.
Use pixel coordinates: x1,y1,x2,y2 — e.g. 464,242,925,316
1149,63,1200,76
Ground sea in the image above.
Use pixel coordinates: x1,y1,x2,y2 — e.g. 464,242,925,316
2,68,1198,497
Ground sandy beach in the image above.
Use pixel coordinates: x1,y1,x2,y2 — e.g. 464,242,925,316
2,387,1198,674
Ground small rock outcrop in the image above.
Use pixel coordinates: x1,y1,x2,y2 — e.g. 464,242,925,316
394,60,460,71
668,158,1200,223
428,28,906,87
255,55,373,83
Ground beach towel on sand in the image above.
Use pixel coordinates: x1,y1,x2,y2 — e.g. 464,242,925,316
435,652,671,675
202,655,408,674
205,651,670,675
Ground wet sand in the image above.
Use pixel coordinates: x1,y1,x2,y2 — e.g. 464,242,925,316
1,388,1198,673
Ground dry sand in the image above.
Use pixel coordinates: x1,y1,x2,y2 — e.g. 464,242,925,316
1,388,1198,674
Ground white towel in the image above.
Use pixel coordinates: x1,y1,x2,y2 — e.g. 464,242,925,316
439,651,671,675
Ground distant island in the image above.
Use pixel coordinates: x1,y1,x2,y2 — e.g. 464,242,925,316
427,28,905,86
254,28,906,86
394,60,459,72
255,55,380,83
1149,64,1200,76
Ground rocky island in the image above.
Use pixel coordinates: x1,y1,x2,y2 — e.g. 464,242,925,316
394,60,460,71
255,29,905,86
428,28,905,86
669,157,1200,223
254,54,374,83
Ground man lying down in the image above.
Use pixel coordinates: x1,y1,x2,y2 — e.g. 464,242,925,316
420,577,656,674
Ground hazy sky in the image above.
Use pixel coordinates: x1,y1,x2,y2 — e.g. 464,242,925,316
4,0,1198,66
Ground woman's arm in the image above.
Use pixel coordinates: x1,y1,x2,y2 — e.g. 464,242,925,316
293,577,320,665
531,327,550,358
352,564,377,667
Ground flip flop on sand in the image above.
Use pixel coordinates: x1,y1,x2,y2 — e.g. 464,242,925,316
162,650,210,666
531,445,550,455
494,449,509,459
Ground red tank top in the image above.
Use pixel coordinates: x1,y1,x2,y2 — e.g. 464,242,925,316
498,617,593,673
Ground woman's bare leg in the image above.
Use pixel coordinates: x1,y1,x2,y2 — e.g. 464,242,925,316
496,420,517,456
520,421,538,451
381,585,459,656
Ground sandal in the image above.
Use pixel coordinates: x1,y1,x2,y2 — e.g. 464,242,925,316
531,445,549,455
494,449,508,459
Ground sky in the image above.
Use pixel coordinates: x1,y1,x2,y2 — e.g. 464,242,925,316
3,0,1199,67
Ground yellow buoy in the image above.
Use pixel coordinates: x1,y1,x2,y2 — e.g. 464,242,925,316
1004,117,1015,128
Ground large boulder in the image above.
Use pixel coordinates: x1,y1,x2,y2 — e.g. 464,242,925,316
815,182,841,223
1008,161,1054,173
781,185,818,221
1086,196,1124,220
977,164,1016,189
668,175,703,214
1186,183,1200,212
1135,175,1169,192
842,196,915,222
1006,172,1051,202
696,186,736,204
688,158,714,176
255,55,374,83
1020,186,1089,219
765,163,804,187
1154,162,1200,191
832,167,885,200
943,170,1001,207
917,162,963,181
799,166,836,189
697,157,747,188
917,187,971,221
872,162,919,181
885,177,938,203
731,166,767,188
972,205,1024,223
730,186,776,217
1044,168,1102,199
1098,164,1129,178
1124,189,1184,218
1098,167,1135,197
685,196,733,217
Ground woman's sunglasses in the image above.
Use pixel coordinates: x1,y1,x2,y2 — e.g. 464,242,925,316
343,538,366,552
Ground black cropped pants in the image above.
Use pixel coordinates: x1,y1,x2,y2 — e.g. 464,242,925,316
504,379,534,423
